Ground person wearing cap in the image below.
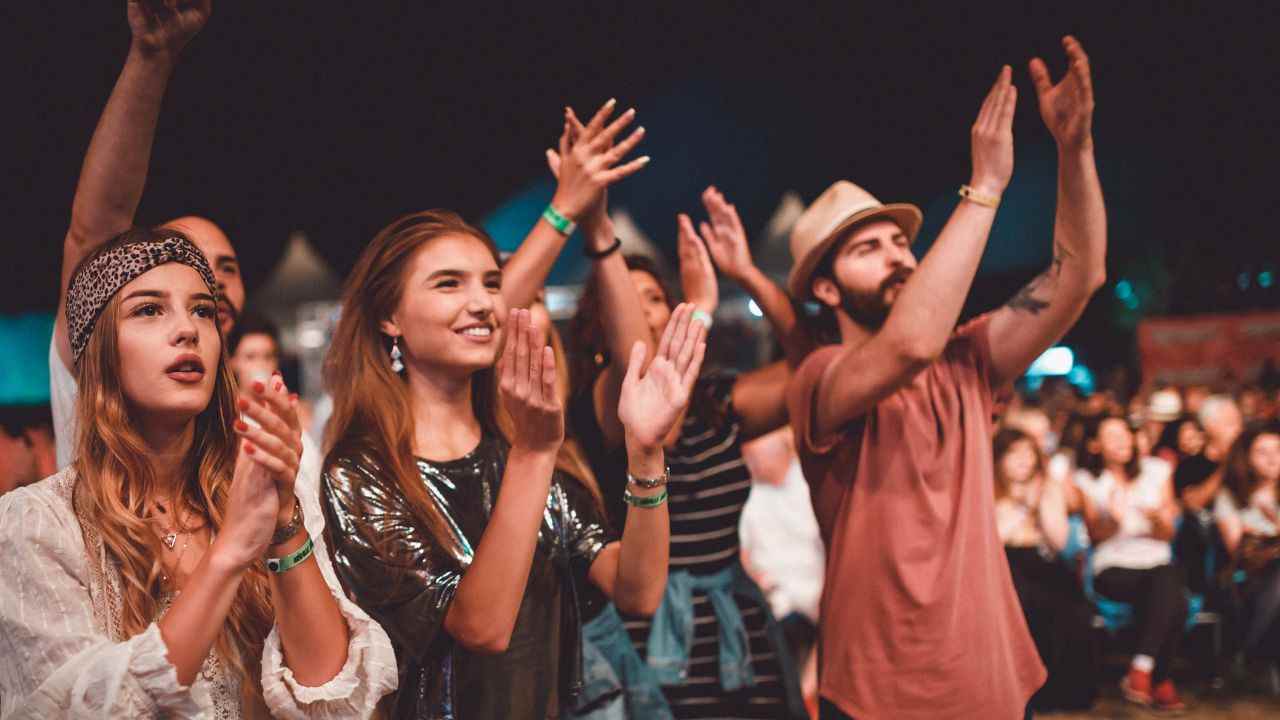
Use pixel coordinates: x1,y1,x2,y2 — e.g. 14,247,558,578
786,37,1108,719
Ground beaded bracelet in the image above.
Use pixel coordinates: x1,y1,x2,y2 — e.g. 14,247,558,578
627,466,669,490
265,536,313,574
623,488,669,509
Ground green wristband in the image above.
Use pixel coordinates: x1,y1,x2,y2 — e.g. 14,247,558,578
542,204,577,236
623,488,669,509
265,536,313,574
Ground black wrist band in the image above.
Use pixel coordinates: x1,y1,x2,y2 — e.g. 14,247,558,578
583,236,622,260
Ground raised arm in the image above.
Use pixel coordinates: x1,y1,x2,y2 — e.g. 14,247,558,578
986,36,1107,387
443,309,563,653
590,304,707,614
812,67,1016,440
696,186,811,366
501,100,648,311
54,0,211,370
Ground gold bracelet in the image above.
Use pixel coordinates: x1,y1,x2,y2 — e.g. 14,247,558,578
958,184,1001,209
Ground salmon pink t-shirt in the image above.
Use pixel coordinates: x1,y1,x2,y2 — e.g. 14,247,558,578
787,315,1045,719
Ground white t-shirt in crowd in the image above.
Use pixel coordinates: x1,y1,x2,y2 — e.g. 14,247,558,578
49,338,78,469
1074,456,1174,575
739,459,825,623
1214,485,1280,539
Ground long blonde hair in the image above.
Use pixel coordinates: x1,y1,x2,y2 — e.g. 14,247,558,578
70,230,273,702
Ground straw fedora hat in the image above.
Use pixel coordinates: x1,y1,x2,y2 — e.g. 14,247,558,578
788,181,923,299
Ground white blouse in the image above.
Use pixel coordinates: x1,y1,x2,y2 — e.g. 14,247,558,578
0,461,398,719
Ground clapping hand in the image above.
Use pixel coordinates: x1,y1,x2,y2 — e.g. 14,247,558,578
617,304,708,451
498,308,564,455
127,0,211,59
1029,36,1095,152
546,99,649,230
969,65,1017,199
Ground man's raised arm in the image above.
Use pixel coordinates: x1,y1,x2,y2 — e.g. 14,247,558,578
813,67,1017,440
986,36,1107,387
55,0,211,369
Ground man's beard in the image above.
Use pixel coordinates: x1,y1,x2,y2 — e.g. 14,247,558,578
839,267,913,331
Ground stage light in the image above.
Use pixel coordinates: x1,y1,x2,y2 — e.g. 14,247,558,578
1115,279,1133,300
747,299,763,318
1027,346,1074,376
1238,272,1252,291
1260,271,1274,289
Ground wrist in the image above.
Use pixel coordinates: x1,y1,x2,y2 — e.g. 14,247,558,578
127,43,178,72
507,443,561,469
966,177,1006,199
1057,137,1095,156
206,537,252,577
585,219,616,251
625,436,665,472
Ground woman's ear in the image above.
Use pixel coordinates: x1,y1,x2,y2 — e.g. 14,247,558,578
379,317,401,338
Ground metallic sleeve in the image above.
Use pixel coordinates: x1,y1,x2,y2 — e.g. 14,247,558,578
320,453,463,664
555,470,613,572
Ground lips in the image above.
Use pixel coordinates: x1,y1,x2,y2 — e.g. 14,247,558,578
165,353,206,383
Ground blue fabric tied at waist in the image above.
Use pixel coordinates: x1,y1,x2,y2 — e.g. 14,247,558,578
645,561,761,691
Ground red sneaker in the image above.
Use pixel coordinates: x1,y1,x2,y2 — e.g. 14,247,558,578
1120,667,1153,706
1152,679,1187,714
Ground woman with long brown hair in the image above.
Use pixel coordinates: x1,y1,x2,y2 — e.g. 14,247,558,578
565,184,809,718
320,208,706,719
0,229,397,717
1213,421,1280,656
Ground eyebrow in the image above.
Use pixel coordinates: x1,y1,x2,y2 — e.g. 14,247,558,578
214,255,238,266
121,290,217,303
426,269,503,281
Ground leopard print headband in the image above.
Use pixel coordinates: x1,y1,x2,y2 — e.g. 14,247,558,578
66,235,220,364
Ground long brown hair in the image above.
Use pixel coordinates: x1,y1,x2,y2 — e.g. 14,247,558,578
70,229,273,702
1223,421,1280,507
323,210,502,561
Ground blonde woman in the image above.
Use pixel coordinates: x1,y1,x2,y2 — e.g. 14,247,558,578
0,229,397,718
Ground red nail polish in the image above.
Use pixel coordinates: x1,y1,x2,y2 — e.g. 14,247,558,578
235,420,248,432
245,443,256,455
252,381,265,394
237,398,250,411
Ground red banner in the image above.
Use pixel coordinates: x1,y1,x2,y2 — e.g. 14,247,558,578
1138,311,1280,386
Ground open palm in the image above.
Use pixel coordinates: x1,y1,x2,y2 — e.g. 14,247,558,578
697,186,754,280
1029,36,1095,151
127,0,211,58
618,304,707,449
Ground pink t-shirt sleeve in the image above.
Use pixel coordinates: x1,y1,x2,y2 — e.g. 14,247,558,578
787,345,844,457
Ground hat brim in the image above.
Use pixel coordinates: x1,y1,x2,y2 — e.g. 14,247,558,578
788,203,923,299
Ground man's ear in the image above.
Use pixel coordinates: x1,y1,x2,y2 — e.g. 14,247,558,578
812,276,841,310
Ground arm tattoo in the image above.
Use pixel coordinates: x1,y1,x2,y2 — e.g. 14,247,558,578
1006,254,1063,315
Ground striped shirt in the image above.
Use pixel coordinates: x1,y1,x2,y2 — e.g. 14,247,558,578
572,375,788,718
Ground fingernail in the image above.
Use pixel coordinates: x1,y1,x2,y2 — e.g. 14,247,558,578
637,126,645,134
237,398,250,411
235,420,248,432
605,97,616,107
245,443,256,455
639,156,651,164
252,381,265,394
274,381,283,392
625,107,635,116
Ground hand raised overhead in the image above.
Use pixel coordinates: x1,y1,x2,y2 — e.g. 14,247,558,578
546,99,650,226
1029,36,1095,152
969,65,1018,198
694,186,755,281
127,0,211,59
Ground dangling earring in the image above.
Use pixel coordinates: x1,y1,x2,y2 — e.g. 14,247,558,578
390,336,405,373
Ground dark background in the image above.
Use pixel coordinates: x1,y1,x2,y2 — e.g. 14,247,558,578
3,1,1277,374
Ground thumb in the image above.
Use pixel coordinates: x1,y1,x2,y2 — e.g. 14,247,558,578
1028,57,1052,98
623,340,647,388
546,149,561,178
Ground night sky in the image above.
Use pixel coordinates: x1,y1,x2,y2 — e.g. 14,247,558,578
4,2,1277,371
